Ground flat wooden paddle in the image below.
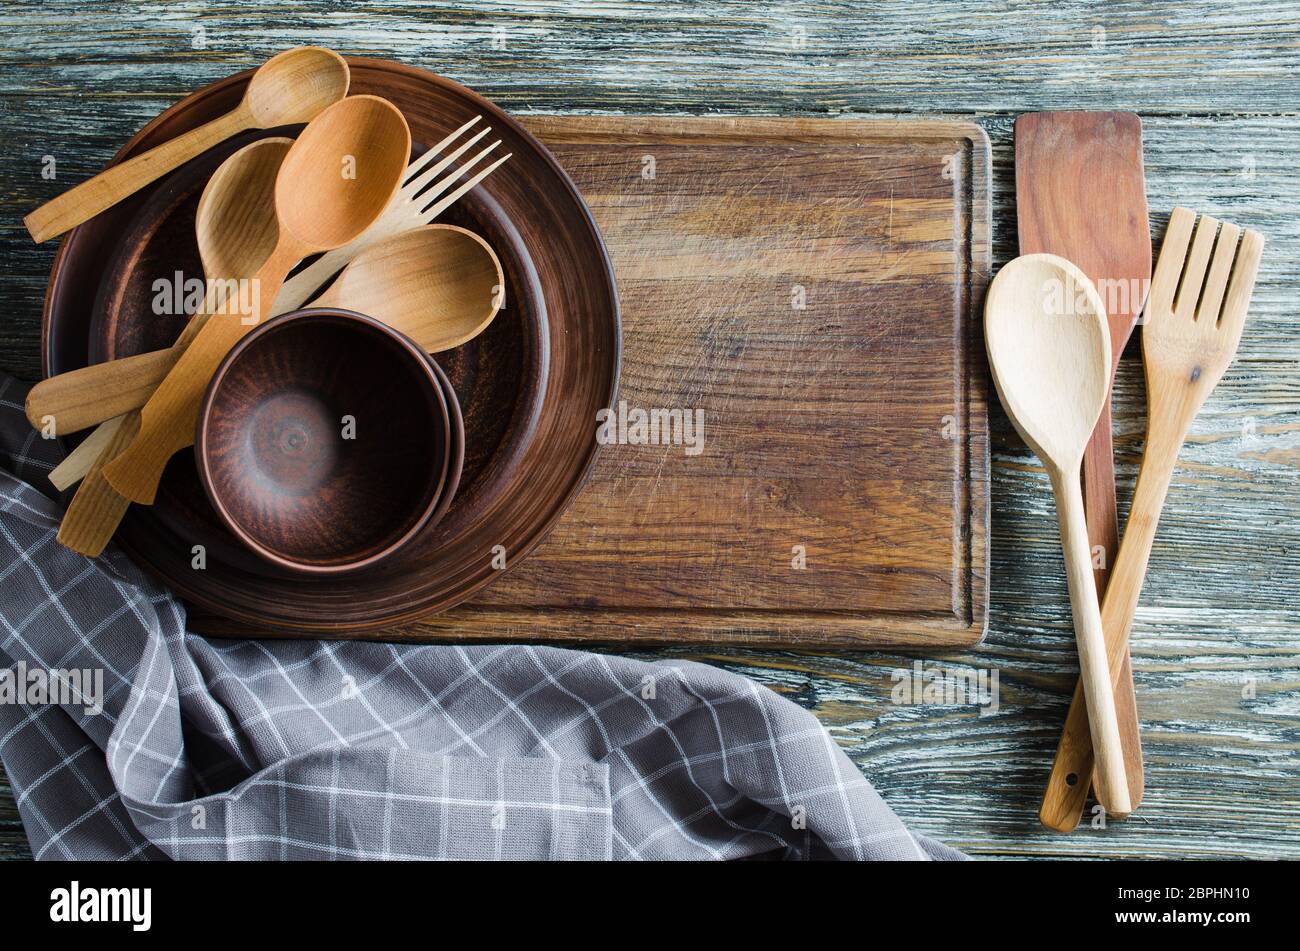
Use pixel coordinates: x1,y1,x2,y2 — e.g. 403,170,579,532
1015,111,1151,829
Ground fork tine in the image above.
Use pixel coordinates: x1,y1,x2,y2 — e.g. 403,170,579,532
420,152,512,220
1173,214,1219,320
401,115,481,187
1148,207,1197,319
1217,229,1265,338
1195,221,1240,323
413,142,502,214
401,127,493,200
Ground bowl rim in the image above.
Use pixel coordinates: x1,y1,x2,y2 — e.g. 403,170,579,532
422,353,465,531
195,306,453,576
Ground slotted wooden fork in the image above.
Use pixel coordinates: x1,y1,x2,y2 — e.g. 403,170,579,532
1040,208,1265,830
46,115,509,492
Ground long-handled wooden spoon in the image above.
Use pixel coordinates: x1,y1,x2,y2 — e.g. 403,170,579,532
55,137,294,556
24,47,349,244
1042,210,1265,824
1015,111,1152,829
103,95,411,506
34,224,504,447
985,253,1131,817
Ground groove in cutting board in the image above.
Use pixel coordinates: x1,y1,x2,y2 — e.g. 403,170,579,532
408,116,991,648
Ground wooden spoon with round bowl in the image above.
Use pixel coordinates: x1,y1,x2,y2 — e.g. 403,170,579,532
56,137,294,556
984,252,1132,818
25,46,349,244
104,95,411,506
308,224,504,350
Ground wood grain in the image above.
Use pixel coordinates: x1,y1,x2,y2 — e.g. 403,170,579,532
1,2,1298,861
70,107,989,646
396,114,989,648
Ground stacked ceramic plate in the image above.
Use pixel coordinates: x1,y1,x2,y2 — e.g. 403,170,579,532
41,58,620,634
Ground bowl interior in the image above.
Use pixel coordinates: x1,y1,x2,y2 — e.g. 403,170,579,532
201,310,448,571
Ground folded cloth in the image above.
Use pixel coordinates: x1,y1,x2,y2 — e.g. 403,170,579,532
0,374,962,860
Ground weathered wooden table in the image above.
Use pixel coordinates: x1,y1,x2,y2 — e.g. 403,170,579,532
1,1,1296,860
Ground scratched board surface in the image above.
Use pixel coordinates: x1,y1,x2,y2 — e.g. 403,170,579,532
330,116,988,648
2,2,1299,860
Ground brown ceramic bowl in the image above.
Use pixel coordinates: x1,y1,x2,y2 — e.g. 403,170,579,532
196,308,461,576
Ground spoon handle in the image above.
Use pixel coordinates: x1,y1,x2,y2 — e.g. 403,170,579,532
1050,463,1133,818
26,331,200,435
1037,402,1146,831
56,411,141,557
104,245,295,504
48,414,123,492
24,107,253,244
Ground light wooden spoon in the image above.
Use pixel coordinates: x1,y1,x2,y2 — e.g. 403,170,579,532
103,95,411,506
985,252,1132,818
307,224,505,346
33,224,503,443
55,137,294,556
24,47,349,244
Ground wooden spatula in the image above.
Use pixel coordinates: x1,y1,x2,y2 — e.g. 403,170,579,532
1015,111,1151,829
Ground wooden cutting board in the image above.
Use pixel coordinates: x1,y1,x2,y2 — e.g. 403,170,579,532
364,115,991,649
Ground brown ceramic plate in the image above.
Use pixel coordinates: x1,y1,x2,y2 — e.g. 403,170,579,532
42,58,620,633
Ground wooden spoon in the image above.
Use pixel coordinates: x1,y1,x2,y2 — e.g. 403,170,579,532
1015,111,1152,829
31,224,503,439
310,224,504,346
24,47,348,244
55,137,294,557
984,252,1132,818
103,95,411,505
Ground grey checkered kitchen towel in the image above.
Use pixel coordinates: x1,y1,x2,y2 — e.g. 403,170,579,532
0,374,962,860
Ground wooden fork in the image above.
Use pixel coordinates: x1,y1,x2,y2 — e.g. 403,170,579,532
1040,208,1264,829
44,115,509,491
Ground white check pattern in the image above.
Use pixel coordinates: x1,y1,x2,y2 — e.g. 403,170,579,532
0,375,961,861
